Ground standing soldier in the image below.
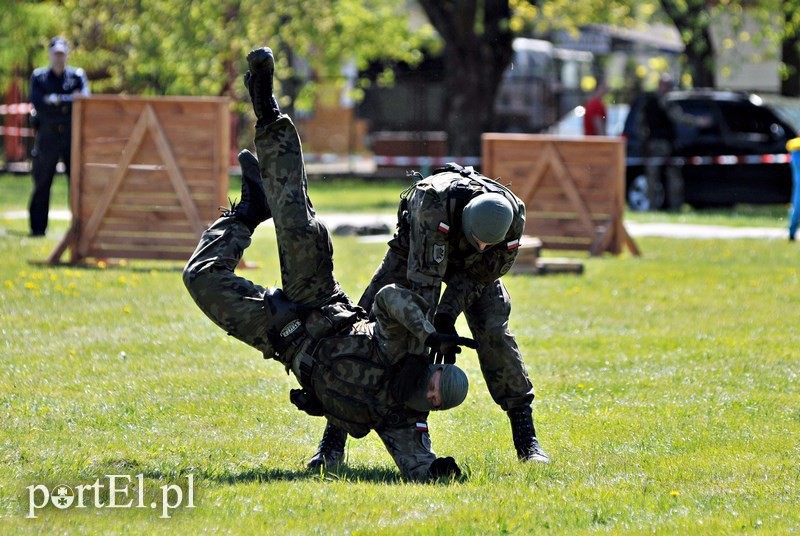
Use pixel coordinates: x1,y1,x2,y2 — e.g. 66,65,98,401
309,163,549,468
183,47,473,480
28,36,90,237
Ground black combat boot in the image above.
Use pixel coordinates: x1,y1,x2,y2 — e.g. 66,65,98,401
232,149,271,233
508,406,550,463
307,422,348,469
244,47,282,127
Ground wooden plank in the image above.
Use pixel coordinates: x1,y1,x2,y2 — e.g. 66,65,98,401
77,103,152,257
482,133,638,256
47,96,229,265
103,207,207,222
85,246,194,261
99,220,197,234
93,232,198,248
145,105,205,235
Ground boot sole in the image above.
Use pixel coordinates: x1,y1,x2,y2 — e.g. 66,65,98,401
246,47,274,74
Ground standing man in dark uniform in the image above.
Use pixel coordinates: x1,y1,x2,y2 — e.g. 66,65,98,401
28,36,90,236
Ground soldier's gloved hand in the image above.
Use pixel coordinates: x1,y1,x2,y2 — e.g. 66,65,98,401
390,353,430,402
428,456,461,478
430,313,461,364
433,313,457,335
425,332,478,365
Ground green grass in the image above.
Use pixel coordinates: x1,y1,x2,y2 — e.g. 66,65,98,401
0,172,790,225
1,174,799,533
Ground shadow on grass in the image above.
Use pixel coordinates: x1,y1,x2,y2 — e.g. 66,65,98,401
207,465,403,485
82,456,463,486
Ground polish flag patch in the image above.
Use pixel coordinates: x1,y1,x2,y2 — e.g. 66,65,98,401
438,222,450,234
507,239,520,250
416,421,429,432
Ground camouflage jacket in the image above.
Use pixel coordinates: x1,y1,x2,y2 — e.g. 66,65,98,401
402,168,526,319
292,284,440,479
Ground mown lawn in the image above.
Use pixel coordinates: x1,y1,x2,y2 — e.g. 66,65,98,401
0,173,798,534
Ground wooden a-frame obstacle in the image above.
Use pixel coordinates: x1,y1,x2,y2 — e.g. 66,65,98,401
47,95,230,264
482,133,640,257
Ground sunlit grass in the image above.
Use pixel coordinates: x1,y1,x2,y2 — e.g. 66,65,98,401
0,174,798,533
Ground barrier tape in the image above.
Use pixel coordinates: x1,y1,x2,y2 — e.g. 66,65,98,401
626,153,791,166
0,126,35,137
1,102,35,138
0,103,32,115
376,153,791,168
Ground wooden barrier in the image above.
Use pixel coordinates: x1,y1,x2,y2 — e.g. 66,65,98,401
48,95,230,264
482,134,639,256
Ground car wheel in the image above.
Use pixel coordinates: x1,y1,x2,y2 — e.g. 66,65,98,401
627,174,666,211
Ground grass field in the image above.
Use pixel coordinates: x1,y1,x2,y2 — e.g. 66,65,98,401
1,174,798,533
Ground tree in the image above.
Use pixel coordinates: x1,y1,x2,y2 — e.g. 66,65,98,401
0,2,63,93
59,1,434,105
657,0,716,88
782,0,800,95
417,0,516,156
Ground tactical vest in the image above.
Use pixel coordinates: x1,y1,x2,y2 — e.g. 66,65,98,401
302,332,390,437
293,328,422,438
408,162,524,252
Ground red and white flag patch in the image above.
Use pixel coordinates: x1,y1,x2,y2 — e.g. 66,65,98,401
438,222,450,235
416,421,429,432
507,239,520,250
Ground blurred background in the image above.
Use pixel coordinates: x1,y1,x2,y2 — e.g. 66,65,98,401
3,0,800,210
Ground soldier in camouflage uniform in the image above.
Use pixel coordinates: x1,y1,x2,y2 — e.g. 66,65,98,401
183,47,475,481
310,165,550,468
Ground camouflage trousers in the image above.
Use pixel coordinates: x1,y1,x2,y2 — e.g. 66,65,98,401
183,116,343,357
359,246,535,412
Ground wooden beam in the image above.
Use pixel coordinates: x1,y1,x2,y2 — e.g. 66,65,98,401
144,105,205,234
77,104,152,258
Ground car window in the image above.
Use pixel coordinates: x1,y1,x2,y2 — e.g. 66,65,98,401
716,101,784,141
672,100,720,141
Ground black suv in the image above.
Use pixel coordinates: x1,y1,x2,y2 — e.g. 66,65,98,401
623,90,795,210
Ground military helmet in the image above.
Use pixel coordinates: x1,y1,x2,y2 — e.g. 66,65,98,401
405,364,469,412
462,193,513,251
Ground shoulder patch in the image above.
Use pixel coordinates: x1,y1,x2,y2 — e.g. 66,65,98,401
438,222,450,235
432,243,446,264
507,239,520,250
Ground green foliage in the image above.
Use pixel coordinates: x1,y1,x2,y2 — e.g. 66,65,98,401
55,0,436,104
0,176,798,532
0,1,63,92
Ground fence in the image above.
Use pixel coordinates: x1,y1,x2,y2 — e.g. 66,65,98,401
482,133,639,256
48,95,230,264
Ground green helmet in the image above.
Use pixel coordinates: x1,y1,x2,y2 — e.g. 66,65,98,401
405,364,469,412
462,193,514,251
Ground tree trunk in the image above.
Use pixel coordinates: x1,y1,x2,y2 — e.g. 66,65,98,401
659,0,716,88
418,0,514,156
782,1,800,96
